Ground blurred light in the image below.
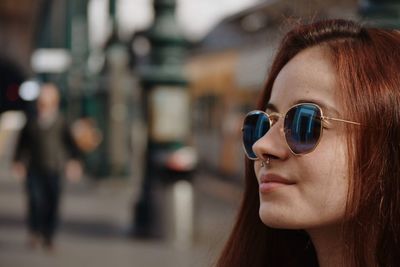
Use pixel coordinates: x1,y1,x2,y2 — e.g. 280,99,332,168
19,80,41,101
88,0,110,49
117,0,153,39
177,0,261,40
31,49,72,73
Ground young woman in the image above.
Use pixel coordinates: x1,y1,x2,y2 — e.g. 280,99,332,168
216,19,400,267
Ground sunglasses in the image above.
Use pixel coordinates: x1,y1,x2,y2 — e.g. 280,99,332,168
242,103,360,158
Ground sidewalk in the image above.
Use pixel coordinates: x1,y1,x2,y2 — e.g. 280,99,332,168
0,171,242,267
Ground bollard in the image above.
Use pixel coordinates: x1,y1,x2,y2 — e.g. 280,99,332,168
172,180,194,249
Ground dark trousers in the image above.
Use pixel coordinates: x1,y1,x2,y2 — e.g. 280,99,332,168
26,171,61,244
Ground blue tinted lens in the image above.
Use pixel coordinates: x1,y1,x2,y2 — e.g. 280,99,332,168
284,104,321,154
242,112,270,159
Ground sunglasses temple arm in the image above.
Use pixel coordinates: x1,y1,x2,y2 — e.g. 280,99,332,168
323,116,361,125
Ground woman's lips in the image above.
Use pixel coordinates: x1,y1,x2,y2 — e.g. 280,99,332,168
259,174,295,193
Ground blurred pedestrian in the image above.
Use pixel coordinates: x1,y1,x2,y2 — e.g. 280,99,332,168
216,19,400,267
13,83,82,251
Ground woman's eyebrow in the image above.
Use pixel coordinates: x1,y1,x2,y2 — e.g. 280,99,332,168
266,103,278,112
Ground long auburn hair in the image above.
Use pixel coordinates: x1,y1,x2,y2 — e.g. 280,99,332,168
216,19,400,267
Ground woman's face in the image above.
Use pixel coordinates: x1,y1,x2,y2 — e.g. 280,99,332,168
253,45,349,232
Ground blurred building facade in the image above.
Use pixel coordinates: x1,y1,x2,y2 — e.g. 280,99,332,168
186,0,360,178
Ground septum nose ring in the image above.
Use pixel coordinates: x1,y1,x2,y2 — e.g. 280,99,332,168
260,157,270,167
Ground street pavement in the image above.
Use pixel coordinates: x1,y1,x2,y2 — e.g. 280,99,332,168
0,170,242,267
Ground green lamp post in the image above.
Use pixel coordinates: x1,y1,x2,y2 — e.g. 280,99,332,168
133,0,193,239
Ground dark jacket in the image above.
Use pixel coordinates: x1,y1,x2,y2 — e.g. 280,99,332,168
14,113,80,175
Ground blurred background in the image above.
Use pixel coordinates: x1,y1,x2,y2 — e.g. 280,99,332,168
0,0,398,266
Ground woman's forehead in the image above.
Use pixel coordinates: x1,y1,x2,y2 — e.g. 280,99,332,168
269,45,339,113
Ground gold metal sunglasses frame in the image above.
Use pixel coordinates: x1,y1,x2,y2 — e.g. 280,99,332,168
242,102,361,159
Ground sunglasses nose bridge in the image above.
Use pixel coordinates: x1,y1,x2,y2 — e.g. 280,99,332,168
268,113,285,136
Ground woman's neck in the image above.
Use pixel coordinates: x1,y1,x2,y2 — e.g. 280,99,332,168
307,225,345,267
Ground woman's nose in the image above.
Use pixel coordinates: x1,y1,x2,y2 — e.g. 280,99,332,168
252,120,289,161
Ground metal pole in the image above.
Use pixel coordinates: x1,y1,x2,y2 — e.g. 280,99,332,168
132,0,194,243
